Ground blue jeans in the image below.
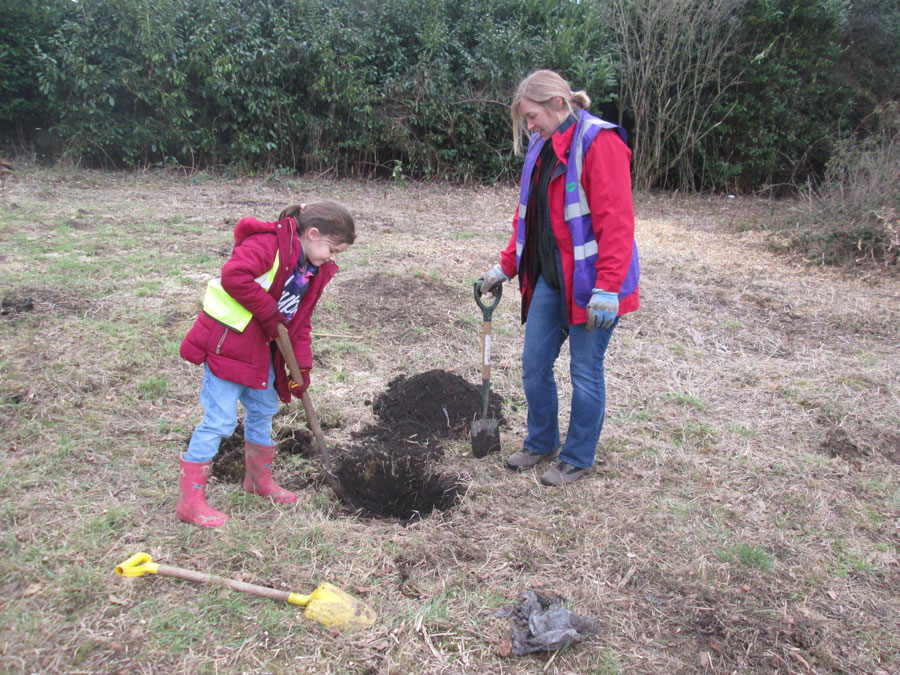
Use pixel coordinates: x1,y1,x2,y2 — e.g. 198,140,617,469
522,275,618,468
184,362,280,463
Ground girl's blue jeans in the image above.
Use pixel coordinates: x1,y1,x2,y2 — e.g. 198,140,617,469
184,362,280,463
522,275,618,468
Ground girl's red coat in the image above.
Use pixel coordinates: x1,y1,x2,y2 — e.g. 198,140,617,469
499,126,639,324
180,216,336,403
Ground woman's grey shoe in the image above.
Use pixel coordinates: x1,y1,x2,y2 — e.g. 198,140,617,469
505,448,559,471
540,461,590,486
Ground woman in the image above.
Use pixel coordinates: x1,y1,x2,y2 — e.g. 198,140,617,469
478,69,639,486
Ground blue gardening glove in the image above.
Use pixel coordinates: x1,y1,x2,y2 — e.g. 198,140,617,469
477,264,509,295
586,289,619,331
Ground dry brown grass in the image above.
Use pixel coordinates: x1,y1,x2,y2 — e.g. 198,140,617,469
1,167,898,674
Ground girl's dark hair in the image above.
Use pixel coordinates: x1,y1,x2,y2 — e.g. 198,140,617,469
279,200,356,244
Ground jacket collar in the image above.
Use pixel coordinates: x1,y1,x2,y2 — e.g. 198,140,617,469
550,114,578,163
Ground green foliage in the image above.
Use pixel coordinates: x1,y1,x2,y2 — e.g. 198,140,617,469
34,0,311,168
138,376,169,400
838,0,900,131
0,0,74,145
698,0,852,191
3,0,897,201
721,543,774,572
26,0,615,179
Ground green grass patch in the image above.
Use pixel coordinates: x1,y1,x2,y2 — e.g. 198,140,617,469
717,543,773,572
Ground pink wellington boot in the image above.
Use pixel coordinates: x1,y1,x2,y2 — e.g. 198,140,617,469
176,457,230,528
243,441,297,503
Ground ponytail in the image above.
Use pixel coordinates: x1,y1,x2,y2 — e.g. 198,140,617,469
279,200,356,244
511,70,590,155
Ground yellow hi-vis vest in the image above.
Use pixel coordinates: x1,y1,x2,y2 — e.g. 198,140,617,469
202,252,280,332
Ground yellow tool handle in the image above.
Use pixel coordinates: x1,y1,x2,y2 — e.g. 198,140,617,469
115,552,159,577
114,553,308,606
287,592,313,606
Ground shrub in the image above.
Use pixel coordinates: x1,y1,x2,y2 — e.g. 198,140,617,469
30,0,617,180
696,0,851,192
0,1,74,151
791,104,899,265
10,0,897,191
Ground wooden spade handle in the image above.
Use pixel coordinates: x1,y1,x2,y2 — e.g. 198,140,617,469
275,323,342,498
115,552,307,605
276,323,304,382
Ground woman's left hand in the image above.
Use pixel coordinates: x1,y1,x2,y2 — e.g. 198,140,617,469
586,290,618,330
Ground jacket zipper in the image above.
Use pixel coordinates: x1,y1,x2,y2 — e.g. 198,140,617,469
215,327,228,354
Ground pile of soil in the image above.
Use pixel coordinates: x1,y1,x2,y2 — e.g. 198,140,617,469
1,295,34,315
369,369,504,442
206,369,503,522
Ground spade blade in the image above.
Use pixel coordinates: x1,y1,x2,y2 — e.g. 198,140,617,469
471,418,500,458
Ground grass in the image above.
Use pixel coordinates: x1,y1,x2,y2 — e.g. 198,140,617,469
0,166,898,673
717,544,774,573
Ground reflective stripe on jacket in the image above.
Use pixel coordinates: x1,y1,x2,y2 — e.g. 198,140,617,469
202,251,280,332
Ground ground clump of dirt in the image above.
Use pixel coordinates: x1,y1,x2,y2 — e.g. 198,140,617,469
206,369,501,521
277,427,316,458
818,427,868,465
369,369,504,441
1,287,89,319
1,295,35,315
817,426,900,466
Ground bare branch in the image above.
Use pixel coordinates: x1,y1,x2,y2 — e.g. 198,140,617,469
606,0,747,191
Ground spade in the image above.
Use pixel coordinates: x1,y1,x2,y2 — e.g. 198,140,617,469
471,280,502,458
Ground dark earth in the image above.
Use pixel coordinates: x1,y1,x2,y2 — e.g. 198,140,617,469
369,369,503,443
817,426,900,467
209,369,504,521
1,295,34,315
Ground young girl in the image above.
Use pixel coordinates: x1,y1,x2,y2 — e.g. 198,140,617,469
177,200,355,527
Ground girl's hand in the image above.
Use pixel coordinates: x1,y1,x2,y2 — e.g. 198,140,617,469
259,311,287,340
289,369,310,397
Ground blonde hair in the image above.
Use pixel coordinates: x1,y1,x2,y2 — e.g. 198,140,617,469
510,69,591,155
279,200,356,244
